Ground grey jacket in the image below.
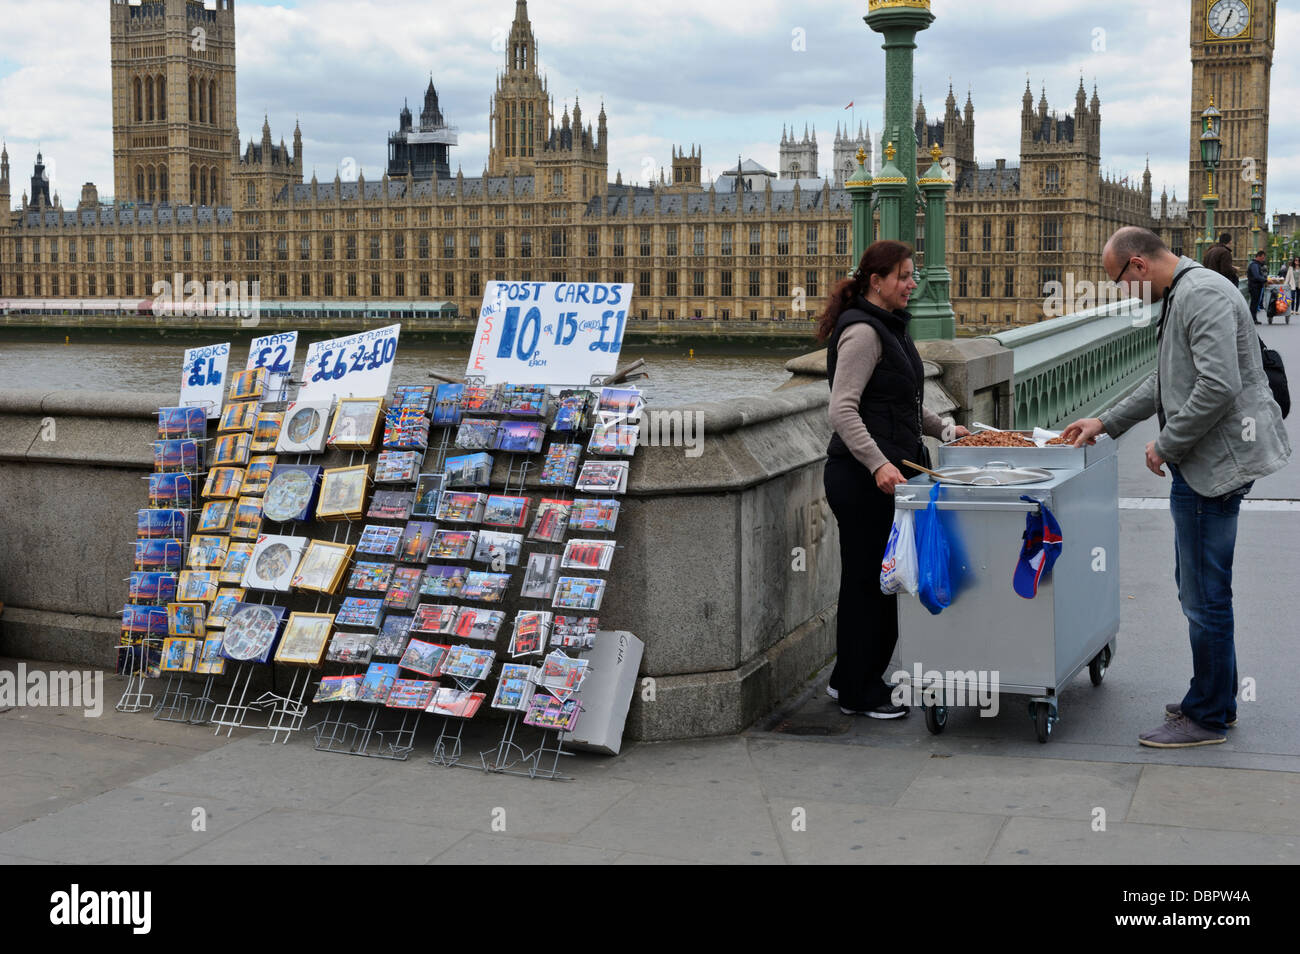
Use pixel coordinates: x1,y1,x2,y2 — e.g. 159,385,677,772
1100,256,1290,497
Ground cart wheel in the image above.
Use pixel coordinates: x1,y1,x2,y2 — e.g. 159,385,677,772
1034,702,1054,743
1088,646,1112,686
924,704,948,735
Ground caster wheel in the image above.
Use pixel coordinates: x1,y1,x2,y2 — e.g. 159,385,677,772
1089,646,1112,686
924,705,948,735
1034,702,1054,743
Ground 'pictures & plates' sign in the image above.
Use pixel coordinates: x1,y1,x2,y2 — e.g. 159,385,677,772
297,324,401,405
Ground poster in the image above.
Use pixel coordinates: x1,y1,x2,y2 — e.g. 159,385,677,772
467,282,632,386
297,324,401,404
179,342,231,419
246,331,298,401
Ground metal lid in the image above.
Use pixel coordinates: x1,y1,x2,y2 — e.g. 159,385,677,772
931,465,1054,486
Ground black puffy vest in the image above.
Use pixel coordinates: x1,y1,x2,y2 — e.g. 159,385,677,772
825,298,926,473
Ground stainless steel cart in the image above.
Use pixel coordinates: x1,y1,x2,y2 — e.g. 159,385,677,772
892,435,1120,742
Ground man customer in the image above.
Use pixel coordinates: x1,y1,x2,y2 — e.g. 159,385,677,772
1247,249,1269,323
1202,232,1237,285
1063,227,1290,748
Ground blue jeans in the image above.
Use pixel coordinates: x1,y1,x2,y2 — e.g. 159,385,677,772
1169,466,1252,732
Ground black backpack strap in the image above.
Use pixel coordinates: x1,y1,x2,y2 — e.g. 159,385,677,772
1155,265,1204,430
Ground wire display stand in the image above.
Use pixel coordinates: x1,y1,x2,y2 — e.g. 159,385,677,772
209,662,262,736
115,638,159,712
153,671,219,724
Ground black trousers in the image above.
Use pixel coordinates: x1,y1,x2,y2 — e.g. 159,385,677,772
824,455,899,710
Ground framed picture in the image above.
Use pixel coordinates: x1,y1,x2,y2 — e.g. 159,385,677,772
262,465,321,522
249,411,284,452
218,401,259,433
276,400,333,454
317,465,370,521
328,397,383,451
242,535,308,591
212,432,251,467
219,542,256,584
219,602,286,663
292,540,354,594
274,612,335,666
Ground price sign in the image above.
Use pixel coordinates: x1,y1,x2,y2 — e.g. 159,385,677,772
179,342,231,419
467,281,633,385
246,331,298,400
297,323,401,404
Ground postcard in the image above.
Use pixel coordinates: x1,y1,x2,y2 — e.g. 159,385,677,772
552,576,606,611
551,615,599,650
443,452,493,487
128,571,178,606
495,420,544,454
452,607,505,642
509,611,551,657
426,687,486,719
193,635,227,675
419,564,467,598
382,411,430,452
523,693,581,732
491,663,538,711
121,603,168,636
436,491,485,524
539,650,590,696
356,663,401,705
459,384,505,416
384,566,424,611
334,597,385,630
528,499,572,543
597,386,643,423
520,552,561,598
385,678,438,710
440,646,496,682
313,674,363,704
149,473,193,509
568,498,620,533
197,500,235,534
261,465,321,522
539,443,582,486
212,432,251,467
410,474,446,518
276,400,333,454
227,367,267,402
375,450,421,484
241,456,277,496
292,540,354,594
177,570,219,602
219,542,255,584
473,531,523,567
411,603,459,636
503,384,548,418
249,412,283,453
160,636,197,673
356,524,404,557
166,602,206,638
242,535,307,591
391,384,434,413
459,571,511,603
455,417,500,450
218,401,259,433
397,521,436,563
219,603,287,663
587,424,639,457
136,508,187,540
207,587,246,628
575,460,628,494
367,490,415,521
158,405,207,439
482,494,529,528
551,389,595,433
398,638,450,677
429,529,478,562
373,614,414,658
324,632,376,666
153,439,200,474
562,539,616,572
432,383,465,425
329,397,383,450
274,612,334,666
347,561,394,593
135,538,184,572
230,496,264,540
187,535,229,571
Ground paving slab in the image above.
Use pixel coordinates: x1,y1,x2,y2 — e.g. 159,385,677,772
1126,764,1300,835
430,832,624,865
988,815,1300,864
744,736,932,806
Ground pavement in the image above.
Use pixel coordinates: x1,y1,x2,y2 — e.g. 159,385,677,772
0,319,1296,865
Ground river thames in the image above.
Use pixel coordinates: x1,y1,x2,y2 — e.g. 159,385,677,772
0,334,805,406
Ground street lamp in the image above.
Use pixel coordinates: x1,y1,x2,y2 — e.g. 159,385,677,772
1199,98,1221,251
1251,182,1262,252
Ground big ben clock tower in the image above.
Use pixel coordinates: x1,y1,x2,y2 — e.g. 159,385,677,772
1189,0,1276,266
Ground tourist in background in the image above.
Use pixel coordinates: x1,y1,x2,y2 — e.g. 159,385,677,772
1203,232,1238,285
1247,249,1269,323
1283,257,1299,316
817,240,968,719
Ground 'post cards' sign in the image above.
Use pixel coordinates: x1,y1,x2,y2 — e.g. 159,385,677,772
179,342,231,418
246,331,298,400
467,281,632,385
297,324,401,404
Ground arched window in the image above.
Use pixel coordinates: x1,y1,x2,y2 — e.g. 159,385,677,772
147,166,156,202
136,167,145,201
209,80,216,126
209,169,218,206
189,77,196,122
160,168,169,203
145,77,154,122
134,78,143,122
198,79,207,124
191,165,198,203
157,76,166,121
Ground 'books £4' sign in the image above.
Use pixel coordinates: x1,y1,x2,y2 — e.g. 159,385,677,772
297,324,402,404
468,281,633,386
179,342,230,419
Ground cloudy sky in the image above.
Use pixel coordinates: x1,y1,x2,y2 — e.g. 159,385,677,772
2,0,1296,222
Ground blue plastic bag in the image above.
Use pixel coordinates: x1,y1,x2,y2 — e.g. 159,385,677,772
916,482,953,615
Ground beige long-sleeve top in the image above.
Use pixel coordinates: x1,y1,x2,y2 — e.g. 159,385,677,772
829,322,947,473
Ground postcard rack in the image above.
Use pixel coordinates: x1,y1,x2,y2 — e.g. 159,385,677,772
153,672,218,724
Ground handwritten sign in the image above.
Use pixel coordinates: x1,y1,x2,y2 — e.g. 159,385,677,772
467,282,632,385
246,331,298,400
296,324,401,404
179,342,231,418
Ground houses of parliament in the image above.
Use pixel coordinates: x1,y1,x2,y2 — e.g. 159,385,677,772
1,0,1278,333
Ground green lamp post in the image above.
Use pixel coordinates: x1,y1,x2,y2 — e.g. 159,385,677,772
845,146,874,272
1250,182,1262,254
1199,98,1222,252
909,142,956,339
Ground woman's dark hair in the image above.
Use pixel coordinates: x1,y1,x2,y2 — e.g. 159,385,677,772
816,239,914,341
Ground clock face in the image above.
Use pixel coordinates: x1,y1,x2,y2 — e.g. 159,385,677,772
1208,0,1250,39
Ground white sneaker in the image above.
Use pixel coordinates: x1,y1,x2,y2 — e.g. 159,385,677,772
825,685,839,702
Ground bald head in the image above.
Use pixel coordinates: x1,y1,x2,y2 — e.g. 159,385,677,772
1103,226,1180,297
1106,227,1169,262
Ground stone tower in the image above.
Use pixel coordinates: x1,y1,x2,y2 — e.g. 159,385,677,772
0,143,9,214
1188,0,1276,259
110,0,238,206
230,115,302,210
670,144,702,188
832,120,870,187
535,97,608,202
488,0,552,176
780,123,819,179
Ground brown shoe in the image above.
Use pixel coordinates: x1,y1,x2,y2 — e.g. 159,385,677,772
1165,703,1236,728
1140,715,1226,748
